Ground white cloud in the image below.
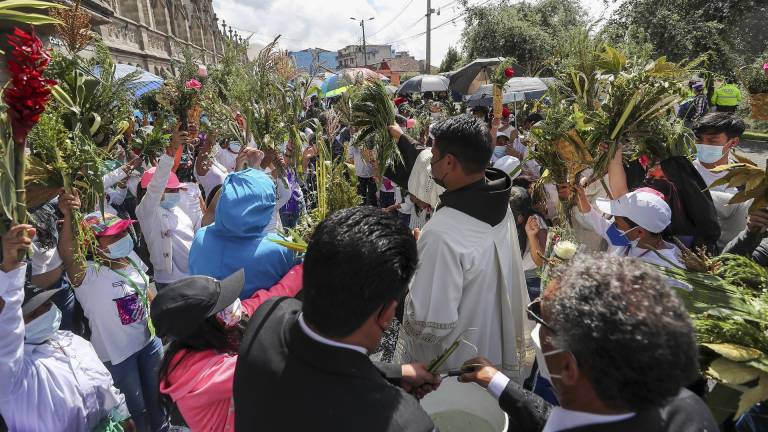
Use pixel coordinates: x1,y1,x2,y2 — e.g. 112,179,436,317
212,0,608,68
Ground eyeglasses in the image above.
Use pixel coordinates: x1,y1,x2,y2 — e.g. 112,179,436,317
527,298,556,334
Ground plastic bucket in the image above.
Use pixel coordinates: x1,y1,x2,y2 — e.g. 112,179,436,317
420,377,508,432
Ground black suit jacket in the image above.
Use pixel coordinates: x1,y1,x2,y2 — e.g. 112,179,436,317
233,298,435,432
499,380,718,432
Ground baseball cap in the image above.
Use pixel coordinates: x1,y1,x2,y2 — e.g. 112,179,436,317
595,187,671,234
493,156,521,179
83,212,136,237
140,167,182,189
502,107,511,118
151,269,245,340
496,129,511,139
22,283,62,315
692,82,704,90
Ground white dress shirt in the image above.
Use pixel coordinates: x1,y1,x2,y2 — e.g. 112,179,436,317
0,265,128,431
298,313,367,355
486,372,636,432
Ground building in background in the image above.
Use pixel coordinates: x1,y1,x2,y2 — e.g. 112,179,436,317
290,48,338,75
1,0,224,77
337,44,393,69
370,51,421,86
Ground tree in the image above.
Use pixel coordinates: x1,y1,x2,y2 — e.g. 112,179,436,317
439,46,463,73
603,0,768,74
459,0,589,76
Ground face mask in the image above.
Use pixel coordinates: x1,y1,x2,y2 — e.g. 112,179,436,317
160,192,181,209
531,324,565,384
216,298,243,328
493,146,507,160
106,235,134,259
605,223,637,247
430,155,448,188
229,143,241,153
695,144,725,164
25,304,62,344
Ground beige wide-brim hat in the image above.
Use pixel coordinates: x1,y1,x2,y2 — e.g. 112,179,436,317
408,149,445,209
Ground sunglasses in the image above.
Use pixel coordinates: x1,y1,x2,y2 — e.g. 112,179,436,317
527,298,556,334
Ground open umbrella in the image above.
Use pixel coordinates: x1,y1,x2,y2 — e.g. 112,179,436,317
113,64,163,98
503,77,552,100
321,68,388,98
397,74,450,95
446,58,503,96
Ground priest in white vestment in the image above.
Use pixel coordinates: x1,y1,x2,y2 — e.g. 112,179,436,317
385,115,534,383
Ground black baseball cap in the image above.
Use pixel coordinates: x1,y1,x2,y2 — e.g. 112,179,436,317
151,269,245,340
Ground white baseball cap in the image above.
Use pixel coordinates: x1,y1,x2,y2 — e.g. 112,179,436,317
496,129,511,139
493,156,521,179
595,187,671,234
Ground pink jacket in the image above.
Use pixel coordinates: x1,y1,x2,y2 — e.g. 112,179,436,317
159,264,303,431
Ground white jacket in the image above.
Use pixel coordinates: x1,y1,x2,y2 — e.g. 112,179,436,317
135,155,201,273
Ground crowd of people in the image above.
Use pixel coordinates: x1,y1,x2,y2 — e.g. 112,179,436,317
0,77,764,432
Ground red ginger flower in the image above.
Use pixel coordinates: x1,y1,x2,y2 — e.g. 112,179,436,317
504,67,515,78
3,28,56,145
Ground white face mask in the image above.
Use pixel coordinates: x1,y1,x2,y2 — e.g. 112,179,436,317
25,304,62,344
695,144,725,164
531,324,565,384
229,142,242,153
105,235,134,259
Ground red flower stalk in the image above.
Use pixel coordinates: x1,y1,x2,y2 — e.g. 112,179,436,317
504,67,515,78
638,154,650,169
3,27,57,145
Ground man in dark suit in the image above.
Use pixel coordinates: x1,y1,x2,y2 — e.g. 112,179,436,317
234,206,440,431
458,254,719,432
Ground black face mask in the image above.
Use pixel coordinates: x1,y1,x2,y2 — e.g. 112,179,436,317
431,155,449,188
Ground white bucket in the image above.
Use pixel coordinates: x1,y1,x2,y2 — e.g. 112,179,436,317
420,377,508,432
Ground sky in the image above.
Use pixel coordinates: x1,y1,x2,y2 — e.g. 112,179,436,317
212,0,616,67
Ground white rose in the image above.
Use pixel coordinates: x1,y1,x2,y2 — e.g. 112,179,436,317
554,240,578,260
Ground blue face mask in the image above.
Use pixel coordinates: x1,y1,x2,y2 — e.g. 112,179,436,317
106,235,134,259
494,146,507,159
695,144,725,164
160,192,181,209
25,304,61,344
606,223,632,247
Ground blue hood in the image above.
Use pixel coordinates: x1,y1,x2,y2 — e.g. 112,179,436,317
212,169,276,237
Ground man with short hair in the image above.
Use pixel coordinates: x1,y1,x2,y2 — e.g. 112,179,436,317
460,255,718,432
693,113,750,249
387,115,532,381
711,77,742,112
234,207,440,431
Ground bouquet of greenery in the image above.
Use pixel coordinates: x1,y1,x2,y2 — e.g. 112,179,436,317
157,50,207,131
351,81,400,174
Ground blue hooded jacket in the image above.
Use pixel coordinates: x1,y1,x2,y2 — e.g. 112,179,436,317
189,169,296,299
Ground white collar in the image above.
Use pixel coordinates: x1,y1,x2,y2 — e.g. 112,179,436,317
543,407,635,432
298,313,368,355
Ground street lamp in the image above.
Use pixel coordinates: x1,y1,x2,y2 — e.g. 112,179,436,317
350,16,375,67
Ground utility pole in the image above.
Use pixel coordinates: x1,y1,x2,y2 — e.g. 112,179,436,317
351,17,375,67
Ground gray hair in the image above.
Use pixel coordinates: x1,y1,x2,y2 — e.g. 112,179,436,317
548,254,698,411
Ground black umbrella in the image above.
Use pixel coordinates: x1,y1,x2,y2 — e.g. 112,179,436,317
446,58,504,95
397,75,450,95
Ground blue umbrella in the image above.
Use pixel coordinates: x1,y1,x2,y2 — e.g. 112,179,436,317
94,64,164,98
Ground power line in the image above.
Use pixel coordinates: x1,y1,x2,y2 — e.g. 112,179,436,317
379,0,493,46
368,0,417,38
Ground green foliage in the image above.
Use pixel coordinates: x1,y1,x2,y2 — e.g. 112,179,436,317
350,81,400,172
460,0,588,75
738,56,768,94
603,0,768,74
439,46,463,73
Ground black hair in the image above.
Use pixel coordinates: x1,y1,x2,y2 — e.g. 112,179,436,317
302,206,418,338
548,255,699,411
29,202,59,250
158,313,249,413
395,114,408,128
693,112,746,139
525,113,544,125
509,186,535,252
431,114,493,175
